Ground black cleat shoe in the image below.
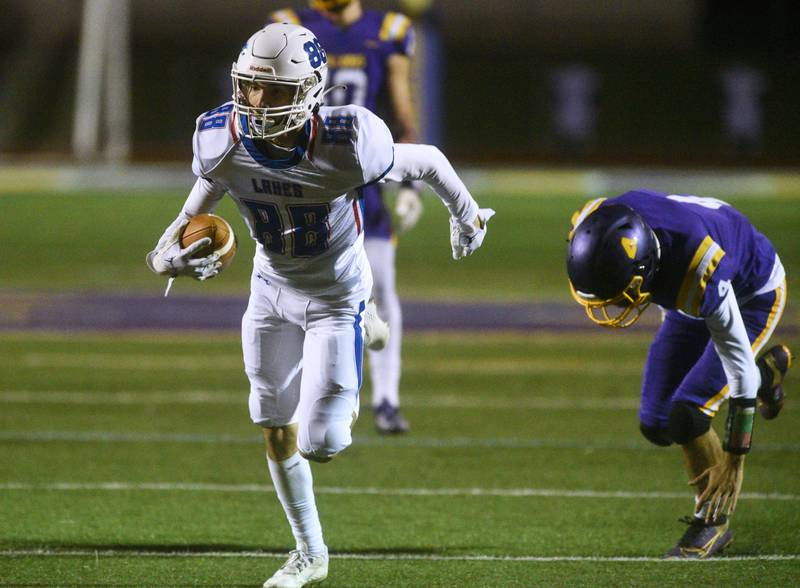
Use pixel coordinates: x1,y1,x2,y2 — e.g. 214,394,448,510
665,515,733,559
756,344,792,420
374,400,409,434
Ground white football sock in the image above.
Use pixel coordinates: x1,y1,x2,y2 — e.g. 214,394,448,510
267,452,326,556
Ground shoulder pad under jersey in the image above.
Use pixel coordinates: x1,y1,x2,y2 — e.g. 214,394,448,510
316,105,395,187
191,103,238,178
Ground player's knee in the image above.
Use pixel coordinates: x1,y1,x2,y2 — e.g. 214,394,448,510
298,422,352,463
639,422,673,447
667,401,711,445
262,424,299,462
297,397,356,463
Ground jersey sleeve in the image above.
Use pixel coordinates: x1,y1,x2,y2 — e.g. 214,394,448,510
191,103,238,179
705,286,759,399
674,234,731,317
353,107,395,186
379,12,415,57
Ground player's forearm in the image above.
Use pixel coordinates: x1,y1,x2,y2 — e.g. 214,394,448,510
387,143,477,225
181,177,226,218
706,288,759,400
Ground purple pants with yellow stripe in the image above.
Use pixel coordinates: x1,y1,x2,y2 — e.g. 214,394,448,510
639,284,787,431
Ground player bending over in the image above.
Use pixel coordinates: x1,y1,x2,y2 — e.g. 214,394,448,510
567,189,791,559
146,23,493,588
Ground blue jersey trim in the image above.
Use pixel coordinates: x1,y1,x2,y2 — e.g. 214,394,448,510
353,300,365,390
240,115,310,170
361,148,395,188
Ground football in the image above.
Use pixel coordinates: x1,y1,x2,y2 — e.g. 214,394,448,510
180,213,237,271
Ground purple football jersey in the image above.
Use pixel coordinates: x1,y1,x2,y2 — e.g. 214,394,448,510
270,8,415,239
602,189,778,317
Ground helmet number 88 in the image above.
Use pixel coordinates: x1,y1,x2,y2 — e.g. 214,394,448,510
303,39,328,69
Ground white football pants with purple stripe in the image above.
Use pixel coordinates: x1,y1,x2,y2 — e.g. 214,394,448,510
242,271,365,461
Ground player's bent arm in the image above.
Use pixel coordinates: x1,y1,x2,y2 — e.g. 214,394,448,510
386,143,494,259
705,286,759,400
386,54,417,143
145,177,227,278
705,287,759,455
386,143,477,224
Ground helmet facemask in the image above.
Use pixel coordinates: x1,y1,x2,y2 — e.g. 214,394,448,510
231,69,322,140
569,275,653,328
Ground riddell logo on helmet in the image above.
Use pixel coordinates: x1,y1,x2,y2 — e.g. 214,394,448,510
250,65,271,72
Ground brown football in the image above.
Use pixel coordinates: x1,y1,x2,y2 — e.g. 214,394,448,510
180,213,237,271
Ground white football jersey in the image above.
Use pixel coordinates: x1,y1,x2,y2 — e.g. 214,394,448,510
188,103,396,302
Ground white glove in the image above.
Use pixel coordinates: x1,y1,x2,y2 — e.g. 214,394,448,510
394,186,423,233
145,218,221,281
449,208,495,260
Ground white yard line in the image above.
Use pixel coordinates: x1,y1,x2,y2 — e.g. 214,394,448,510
0,429,791,452
0,481,797,501
2,429,798,452
0,548,796,563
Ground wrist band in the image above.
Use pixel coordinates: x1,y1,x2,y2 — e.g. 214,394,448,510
723,397,756,454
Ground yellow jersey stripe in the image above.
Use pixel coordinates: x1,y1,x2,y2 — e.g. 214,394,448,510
379,13,398,41
380,13,411,42
702,281,787,415
751,281,787,353
394,14,413,42
689,247,725,315
676,236,714,314
568,198,606,239
272,9,300,25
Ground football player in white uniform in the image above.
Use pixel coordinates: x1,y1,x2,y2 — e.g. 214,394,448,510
146,23,493,588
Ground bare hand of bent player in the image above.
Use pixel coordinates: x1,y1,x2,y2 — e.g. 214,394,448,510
690,453,745,523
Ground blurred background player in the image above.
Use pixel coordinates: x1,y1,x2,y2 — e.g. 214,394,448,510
566,189,791,559
269,0,422,434
146,23,492,587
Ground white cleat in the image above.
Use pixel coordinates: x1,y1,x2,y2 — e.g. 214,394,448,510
263,549,328,588
363,299,389,351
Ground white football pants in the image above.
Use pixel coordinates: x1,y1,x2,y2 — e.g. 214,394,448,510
364,238,402,408
242,271,365,461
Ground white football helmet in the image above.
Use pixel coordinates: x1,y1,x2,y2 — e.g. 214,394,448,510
231,23,328,140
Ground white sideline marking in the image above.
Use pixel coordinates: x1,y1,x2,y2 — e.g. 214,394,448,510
0,481,797,501
0,548,797,563
2,429,799,452
0,389,639,410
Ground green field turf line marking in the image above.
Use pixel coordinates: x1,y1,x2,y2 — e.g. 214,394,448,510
0,548,797,562
0,482,797,501
2,430,798,452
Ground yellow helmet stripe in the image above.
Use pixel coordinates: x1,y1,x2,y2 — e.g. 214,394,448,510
568,198,606,239
272,9,300,25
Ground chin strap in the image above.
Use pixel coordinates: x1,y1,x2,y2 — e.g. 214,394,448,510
723,397,756,454
320,84,346,104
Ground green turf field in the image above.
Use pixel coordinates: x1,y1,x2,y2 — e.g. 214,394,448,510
1,190,798,305
1,189,799,585
1,331,799,586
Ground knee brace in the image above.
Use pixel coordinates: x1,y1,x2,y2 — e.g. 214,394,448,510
640,423,673,447
667,401,711,445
